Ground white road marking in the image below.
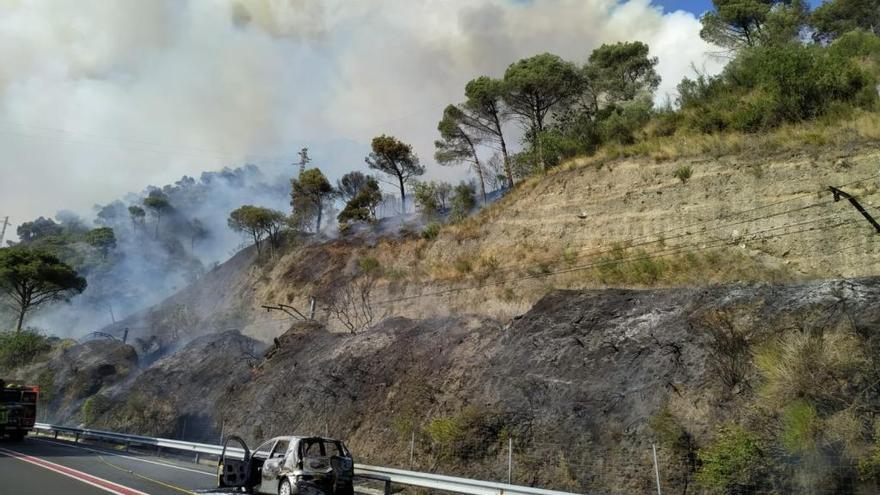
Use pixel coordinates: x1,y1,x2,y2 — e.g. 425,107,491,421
35,437,215,477
0,445,151,495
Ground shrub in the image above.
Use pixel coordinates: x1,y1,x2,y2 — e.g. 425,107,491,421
780,401,820,454
673,165,693,184
425,407,507,460
81,394,112,425
357,257,381,275
449,182,477,222
696,424,765,493
453,257,473,274
0,330,51,370
421,222,441,241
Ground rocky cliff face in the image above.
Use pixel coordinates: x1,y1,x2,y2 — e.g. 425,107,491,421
100,147,880,346
61,277,880,494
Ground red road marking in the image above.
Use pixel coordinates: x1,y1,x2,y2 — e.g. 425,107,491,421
0,446,149,495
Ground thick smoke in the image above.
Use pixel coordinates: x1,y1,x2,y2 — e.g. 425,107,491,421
0,0,722,235
32,165,290,336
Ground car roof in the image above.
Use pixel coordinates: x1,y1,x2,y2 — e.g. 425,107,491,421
267,436,345,444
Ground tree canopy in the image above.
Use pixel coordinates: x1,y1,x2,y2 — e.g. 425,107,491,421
227,205,285,255
291,168,335,232
365,135,424,212
462,76,515,188
143,192,172,238
812,0,880,41
0,246,87,331
337,171,372,203
435,105,487,202
503,53,583,170
338,177,382,226
85,227,117,260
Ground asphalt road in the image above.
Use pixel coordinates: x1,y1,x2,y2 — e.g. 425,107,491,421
0,434,220,494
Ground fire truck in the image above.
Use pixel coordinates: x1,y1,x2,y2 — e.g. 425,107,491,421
0,379,38,441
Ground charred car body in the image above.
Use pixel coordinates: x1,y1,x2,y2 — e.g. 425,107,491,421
218,435,354,495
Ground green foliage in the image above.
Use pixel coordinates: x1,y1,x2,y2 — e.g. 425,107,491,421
435,105,486,201
227,205,286,255
812,0,880,42
291,168,335,232
780,401,820,454
84,227,117,259
504,53,584,169
357,256,381,275
412,181,451,218
421,222,441,241
0,247,87,330
673,165,693,184
425,407,507,460
700,0,806,50
696,424,765,493
679,41,877,133
449,182,477,222
336,171,371,203
16,217,64,244
463,76,514,188
586,41,660,103
81,394,112,426
365,135,424,211
36,368,55,404
337,177,382,226
0,329,51,370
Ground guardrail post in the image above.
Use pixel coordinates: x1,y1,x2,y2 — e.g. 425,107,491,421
74,432,80,444
157,446,162,457
125,441,130,453
383,479,392,495
194,452,200,464
54,431,58,440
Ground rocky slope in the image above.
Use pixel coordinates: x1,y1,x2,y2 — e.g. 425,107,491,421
57,277,880,494
101,146,880,346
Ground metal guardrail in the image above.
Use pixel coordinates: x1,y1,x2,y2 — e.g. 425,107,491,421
33,423,581,495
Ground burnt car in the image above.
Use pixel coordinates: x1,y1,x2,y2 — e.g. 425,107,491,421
218,435,355,495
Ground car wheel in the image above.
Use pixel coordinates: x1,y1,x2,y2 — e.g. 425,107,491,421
279,479,293,495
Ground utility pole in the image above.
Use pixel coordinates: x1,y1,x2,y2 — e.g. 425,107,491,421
829,186,880,233
0,216,8,246
297,147,311,176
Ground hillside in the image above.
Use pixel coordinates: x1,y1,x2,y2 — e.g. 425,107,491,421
103,143,880,347
52,277,880,494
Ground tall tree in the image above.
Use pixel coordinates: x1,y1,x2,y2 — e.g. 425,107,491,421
700,0,807,50
228,205,269,255
435,105,487,203
365,135,424,213
0,246,87,331
16,217,63,244
338,177,383,225
189,218,208,253
812,0,880,41
462,76,515,188
503,53,584,170
583,42,661,112
85,227,117,260
143,192,171,239
290,168,335,232
127,206,146,233
337,171,371,203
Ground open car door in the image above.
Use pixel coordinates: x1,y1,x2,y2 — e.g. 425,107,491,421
218,435,252,491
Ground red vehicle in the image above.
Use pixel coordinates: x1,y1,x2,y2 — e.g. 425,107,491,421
0,379,38,441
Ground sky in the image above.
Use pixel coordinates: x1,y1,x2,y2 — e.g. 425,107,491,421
0,0,737,240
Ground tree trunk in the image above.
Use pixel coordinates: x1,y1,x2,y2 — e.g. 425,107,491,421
398,175,407,214
469,142,487,204
154,215,160,239
499,134,514,189
16,305,26,332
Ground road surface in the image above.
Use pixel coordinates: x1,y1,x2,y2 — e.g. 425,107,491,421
0,434,218,494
